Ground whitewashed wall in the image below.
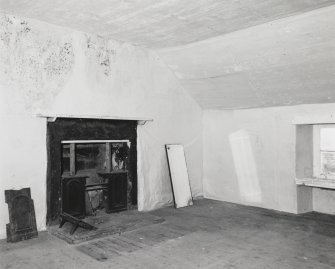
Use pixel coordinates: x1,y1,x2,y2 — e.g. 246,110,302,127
0,14,203,239
203,104,335,214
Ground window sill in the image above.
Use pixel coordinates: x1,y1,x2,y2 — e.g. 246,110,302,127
296,178,335,190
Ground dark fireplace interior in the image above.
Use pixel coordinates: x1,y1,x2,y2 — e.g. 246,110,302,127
46,118,137,226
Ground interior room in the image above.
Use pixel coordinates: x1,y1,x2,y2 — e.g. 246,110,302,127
1,1,335,268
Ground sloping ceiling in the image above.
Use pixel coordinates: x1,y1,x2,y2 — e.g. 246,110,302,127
1,0,334,48
1,0,335,109
157,6,335,109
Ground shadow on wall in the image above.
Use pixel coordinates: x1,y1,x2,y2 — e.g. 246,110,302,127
229,130,262,204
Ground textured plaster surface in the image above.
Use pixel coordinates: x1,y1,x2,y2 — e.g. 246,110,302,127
1,1,335,110
1,0,334,48
203,104,335,214
0,14,203,239
0,16,74,112
158,5,335,109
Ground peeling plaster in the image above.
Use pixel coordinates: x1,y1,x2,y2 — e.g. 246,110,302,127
0,14,75,112
0,15,124,113
86,35,115,77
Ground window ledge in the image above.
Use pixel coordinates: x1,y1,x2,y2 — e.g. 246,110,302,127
296,178,335,190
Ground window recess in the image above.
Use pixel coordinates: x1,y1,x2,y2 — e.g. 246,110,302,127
313,125,335,180
295,124,335,190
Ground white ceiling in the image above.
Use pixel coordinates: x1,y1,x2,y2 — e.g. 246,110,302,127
1,0,334,48
157,6,335,109
1,0,335,109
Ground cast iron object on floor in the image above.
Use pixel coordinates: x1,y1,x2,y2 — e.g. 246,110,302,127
5,188,38,243
98,171,128,213
59,212,97,235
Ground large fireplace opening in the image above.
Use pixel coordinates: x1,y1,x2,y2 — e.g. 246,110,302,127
46,118,137,226
61,140,130,217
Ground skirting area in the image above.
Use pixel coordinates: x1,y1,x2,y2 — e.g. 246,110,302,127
1,199,335,268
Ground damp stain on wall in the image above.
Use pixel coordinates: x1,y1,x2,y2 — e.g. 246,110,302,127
86,35,115,77
0,14,75,111
0,14,119,112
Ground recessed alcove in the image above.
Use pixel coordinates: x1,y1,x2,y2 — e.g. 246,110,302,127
295,116,335,214
46,117,138,225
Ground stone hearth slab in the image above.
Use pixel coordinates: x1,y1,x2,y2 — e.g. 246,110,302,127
49,210,164,244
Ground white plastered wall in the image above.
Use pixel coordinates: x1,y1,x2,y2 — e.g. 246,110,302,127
0,14,203,239
203,104,335,214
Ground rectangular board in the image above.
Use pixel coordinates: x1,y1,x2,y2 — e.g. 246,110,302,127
165,144,193,208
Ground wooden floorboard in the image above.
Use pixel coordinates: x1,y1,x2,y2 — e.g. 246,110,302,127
2,199,335,268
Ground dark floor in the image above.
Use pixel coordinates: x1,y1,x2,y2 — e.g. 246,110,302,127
1,199,335,269
49,209,165,244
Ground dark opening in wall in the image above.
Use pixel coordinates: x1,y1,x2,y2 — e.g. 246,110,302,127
46,118,137,225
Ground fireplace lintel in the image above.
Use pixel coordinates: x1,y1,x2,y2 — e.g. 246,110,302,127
36,113,153,125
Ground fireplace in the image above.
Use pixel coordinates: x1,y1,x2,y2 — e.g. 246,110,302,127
46,118,137,225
